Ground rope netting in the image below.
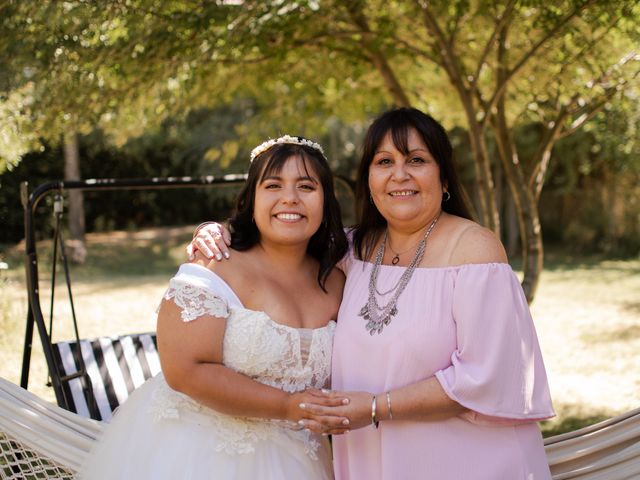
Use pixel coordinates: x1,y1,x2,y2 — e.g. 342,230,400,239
0,432,74,480
0,378,102,479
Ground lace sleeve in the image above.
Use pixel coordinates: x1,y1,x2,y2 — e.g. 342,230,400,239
163,281,230,322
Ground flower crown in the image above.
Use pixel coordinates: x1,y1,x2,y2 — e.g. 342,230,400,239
250,135,326,162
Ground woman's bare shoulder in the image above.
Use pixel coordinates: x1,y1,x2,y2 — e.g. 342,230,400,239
448,220,508,265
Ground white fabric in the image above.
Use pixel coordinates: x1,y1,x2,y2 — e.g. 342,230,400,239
78,263,335,479
2,377,640,479
0,377,102,474
544,406,640,479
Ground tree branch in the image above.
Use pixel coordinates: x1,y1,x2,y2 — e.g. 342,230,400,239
414,0,469,92
389,35,439,63
552,13,624,87
485,0,596,119
472,0,516,85
339,0,411,106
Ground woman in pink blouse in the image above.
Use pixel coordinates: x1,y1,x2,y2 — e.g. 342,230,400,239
192,108,555,479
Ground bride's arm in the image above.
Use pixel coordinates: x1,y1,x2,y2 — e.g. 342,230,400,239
157,275,347,432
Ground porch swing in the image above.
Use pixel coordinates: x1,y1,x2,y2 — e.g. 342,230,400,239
1,176,639,479
27,192,162,422
18,175,249,423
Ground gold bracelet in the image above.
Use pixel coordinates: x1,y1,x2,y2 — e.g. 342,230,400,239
371,395,379,429
386,391,393,420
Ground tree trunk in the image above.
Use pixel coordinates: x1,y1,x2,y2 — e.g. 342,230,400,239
464,115,500,233
505,190,520,258
489,25,542,302
63,132,87,264
491,112,543,302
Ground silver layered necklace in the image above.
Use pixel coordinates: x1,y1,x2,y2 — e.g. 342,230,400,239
359,212,441,335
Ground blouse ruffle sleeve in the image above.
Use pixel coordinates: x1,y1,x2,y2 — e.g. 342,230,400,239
161,264,232,322
435,263,555,425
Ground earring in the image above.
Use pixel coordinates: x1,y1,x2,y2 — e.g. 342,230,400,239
443,191,451,202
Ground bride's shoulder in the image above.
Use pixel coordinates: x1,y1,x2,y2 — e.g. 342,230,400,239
191,248,252,277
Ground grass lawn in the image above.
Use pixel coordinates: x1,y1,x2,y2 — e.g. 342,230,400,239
1,227,639,437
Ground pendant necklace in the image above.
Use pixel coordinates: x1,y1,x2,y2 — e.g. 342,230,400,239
387,236,423,265
358,212,441,335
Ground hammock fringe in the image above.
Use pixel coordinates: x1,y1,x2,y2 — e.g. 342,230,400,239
1,377,638,479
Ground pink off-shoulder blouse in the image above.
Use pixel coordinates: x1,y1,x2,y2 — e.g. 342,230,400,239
331,255,555,480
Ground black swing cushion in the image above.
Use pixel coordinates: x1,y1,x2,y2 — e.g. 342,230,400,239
51,332,161,421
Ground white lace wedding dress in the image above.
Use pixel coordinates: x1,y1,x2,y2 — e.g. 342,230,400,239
79,264,335,479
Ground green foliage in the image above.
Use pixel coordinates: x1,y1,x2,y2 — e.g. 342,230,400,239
0,104,254,244
538,91,640,253
1,0,638,255
3,0,636,152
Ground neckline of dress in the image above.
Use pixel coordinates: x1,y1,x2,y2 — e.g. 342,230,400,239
353,258,511,271
180,263,336,333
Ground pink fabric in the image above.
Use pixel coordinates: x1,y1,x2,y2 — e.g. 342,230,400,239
331,256,554,480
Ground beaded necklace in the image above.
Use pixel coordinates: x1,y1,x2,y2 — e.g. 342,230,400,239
358,212,441,335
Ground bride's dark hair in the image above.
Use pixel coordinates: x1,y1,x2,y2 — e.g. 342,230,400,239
229,142,348,291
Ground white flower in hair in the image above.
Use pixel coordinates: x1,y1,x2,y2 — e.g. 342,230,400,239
250,135,326,162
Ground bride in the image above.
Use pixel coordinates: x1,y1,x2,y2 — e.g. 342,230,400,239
79,136,349,479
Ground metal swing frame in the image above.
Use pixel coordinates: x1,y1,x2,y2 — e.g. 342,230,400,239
19,175,249,418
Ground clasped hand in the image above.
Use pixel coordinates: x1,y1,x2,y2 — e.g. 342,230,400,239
291,389,374,436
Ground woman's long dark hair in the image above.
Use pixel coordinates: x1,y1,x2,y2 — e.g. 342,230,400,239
229,141,348,291
353,107,473,260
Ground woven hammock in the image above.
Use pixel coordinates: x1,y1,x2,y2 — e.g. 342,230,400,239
1,377,638,479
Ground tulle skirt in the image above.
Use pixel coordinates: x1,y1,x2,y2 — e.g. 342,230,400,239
78,375,333,479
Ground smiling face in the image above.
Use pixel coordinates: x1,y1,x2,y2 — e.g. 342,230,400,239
368,127,444,231
253,155,324,247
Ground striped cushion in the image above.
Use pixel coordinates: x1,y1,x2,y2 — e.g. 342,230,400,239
51,333,161,421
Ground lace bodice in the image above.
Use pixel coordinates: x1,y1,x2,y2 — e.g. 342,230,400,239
150,264,335,458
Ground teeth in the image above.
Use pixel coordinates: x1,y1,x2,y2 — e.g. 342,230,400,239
389,191,416,196
276,213,302,220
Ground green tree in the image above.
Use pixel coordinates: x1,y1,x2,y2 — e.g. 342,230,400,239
209,0,639,300
1,0,638,298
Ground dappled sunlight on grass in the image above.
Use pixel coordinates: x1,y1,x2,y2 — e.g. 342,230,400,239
530,256,640,434
0,226,195,403
540,403,612,438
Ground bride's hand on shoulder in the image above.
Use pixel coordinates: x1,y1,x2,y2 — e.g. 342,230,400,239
186,222,231,261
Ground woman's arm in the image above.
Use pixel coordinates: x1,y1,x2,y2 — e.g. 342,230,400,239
187,224,352,275
157,264,348,431
302,377,467,431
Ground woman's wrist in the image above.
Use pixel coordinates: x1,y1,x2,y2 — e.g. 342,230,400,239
283,391,302,422
373,391,394,422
